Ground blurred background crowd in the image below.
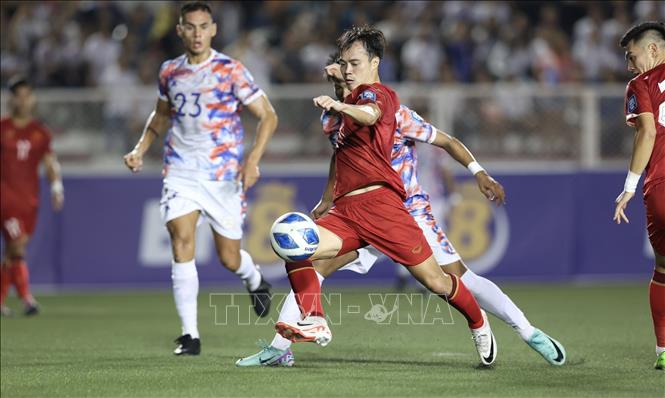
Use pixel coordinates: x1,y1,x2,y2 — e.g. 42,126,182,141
1,1,663,166
2,0,664,90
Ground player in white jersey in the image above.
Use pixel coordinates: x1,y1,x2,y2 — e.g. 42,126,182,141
236,59,566,367
123,2,278,356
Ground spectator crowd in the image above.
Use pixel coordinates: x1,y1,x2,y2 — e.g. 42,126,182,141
2,1,664,91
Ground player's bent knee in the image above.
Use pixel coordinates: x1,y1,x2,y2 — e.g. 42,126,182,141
7,247,26,259
171,238,196,262
423,275,452,296
311,226,344,260
6,241,28,259
171,236,195,249
413,266,452,295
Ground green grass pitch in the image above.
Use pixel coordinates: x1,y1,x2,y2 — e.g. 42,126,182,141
1,283,663,397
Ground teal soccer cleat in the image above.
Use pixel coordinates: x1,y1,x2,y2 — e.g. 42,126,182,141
235,340,295,367
655,351,665,370
527,328,566,366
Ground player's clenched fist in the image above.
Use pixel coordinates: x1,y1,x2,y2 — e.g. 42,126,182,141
123,150,144,173
313,95,345,112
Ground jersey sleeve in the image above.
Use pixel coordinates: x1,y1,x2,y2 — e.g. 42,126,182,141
321,110,342,149
397,106,436,144
625,78,653,127
157,61,172,102
355,86,383,108
355,85,395,127
231,61,265,106
321,110,342,136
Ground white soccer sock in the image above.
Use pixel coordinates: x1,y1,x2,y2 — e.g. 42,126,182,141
271,271,325,351
657,346,665,356
461,270,535,341
172,259,199,339
236,250,262,291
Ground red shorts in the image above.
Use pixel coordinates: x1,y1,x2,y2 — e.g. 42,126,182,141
644,181,665,256
316,187,433,266
0,201,37,242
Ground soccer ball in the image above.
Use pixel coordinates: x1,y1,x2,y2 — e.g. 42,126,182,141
270,212,320,262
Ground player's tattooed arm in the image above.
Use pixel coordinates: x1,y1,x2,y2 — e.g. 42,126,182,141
124,99,171,173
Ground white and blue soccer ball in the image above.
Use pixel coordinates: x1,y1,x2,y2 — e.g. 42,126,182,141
270,212,320,262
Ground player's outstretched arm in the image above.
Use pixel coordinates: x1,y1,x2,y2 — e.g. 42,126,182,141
43,152,64,211
430,130,505,205
124,99,171,173
312,154,336,219
242,95,278,190
614,113,657,224
313,96,381,126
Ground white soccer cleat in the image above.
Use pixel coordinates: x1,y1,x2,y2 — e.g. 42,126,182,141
275,315,332,347
470,310,497,366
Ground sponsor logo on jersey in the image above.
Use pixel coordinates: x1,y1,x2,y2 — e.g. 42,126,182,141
360,90,377,102
627,94,638,113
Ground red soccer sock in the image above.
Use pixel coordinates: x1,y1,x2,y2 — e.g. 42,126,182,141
9,258,35,305
442,274,484,329
650,269,665,348
0,263,11,306
286,260,324,318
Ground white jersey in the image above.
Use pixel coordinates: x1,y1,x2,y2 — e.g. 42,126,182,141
158,49,264,181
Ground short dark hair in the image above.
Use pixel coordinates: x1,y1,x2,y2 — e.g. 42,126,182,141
180,1,212,20
620,21,665,47
7,75,31,94
336,25,386,60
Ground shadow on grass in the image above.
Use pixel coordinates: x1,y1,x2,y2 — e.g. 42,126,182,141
292,355,481,369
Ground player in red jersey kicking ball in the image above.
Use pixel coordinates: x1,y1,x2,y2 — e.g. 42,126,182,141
275,26,497,366
613,21,665,370
1,76,64,316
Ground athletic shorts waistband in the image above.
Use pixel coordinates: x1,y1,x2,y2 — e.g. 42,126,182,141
334,186,398,206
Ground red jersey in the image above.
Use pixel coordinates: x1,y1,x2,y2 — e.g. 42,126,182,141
333,82,405,201
624,63,665,195
0,117,53,208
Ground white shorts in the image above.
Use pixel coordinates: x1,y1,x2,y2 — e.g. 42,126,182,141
339,209,461,274
159,175,246,240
